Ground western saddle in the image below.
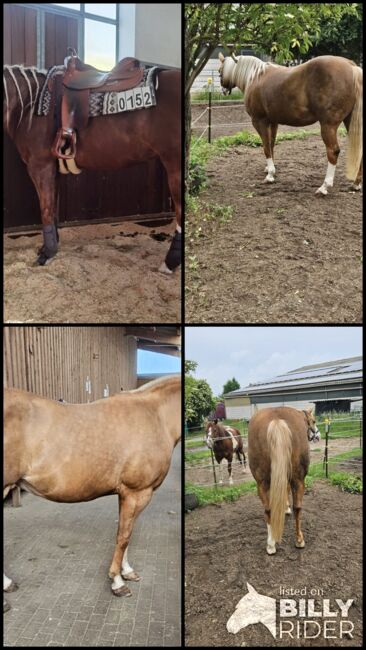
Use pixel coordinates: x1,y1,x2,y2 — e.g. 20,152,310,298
52,49,144,161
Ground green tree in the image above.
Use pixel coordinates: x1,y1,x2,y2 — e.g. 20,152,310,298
223,377,240,395
185,3,358,185
305,4,362,62
185,360,215,427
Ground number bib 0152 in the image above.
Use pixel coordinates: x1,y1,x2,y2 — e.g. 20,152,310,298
102,84,156,115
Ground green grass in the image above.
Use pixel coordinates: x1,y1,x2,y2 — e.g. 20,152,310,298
185,449,211,463
185,480,257,506
191,90,244,102
329,473,362,493
185,437,206,449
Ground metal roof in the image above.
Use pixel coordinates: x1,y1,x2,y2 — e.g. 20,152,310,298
225,356,362,397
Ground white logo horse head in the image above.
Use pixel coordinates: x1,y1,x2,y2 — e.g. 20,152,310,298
227,582,276,638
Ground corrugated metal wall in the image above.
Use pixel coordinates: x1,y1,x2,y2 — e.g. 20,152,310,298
3,326,137,402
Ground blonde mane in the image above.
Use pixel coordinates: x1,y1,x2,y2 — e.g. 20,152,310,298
223,55,270,99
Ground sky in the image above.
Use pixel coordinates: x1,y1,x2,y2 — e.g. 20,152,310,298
137,349,181,374
185,327,362,396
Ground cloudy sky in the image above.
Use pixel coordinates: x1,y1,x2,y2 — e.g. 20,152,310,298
185,327,362,395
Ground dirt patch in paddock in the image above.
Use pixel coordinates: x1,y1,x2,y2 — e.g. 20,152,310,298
185,482,362,646
4,221,180,323
185,134,362,324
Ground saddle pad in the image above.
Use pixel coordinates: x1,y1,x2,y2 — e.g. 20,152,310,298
37,66,158,118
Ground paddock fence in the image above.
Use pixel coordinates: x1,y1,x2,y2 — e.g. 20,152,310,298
185,414,363,488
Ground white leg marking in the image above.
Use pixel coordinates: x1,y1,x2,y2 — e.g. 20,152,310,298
266,524,276,555
286,505,292,515
265,157,276,183
229,475,233,486
176,225,182,234
112,574,125,591
316,162,336,195
121,547,133,575
4,574,13,591
219,462,223,485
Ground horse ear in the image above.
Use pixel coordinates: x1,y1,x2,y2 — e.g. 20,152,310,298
246,582,257,595
219,52,225,62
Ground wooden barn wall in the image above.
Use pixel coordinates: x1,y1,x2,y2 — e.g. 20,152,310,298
3,327,137,402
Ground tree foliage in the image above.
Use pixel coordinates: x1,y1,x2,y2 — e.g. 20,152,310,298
185,359,215,427
223,377,240,395
184,3,360,183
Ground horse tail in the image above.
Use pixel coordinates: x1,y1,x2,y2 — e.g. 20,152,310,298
267,419,292,542
346,65,362,181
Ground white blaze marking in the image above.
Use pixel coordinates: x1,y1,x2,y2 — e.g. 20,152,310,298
316,162,336,195
4,574,13,591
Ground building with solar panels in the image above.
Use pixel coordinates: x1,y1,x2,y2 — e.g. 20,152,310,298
224,356,362,419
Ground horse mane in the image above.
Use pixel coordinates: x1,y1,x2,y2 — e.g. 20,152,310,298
231,56,269,98
3,64,47,133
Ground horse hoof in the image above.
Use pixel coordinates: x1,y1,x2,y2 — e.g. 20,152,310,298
122,571,141,582
295,540,305,548
266,546,276,555
36,253,53,266
4,580,18,593
264,176,275,183
315,187,327,196
112,585,132,597
351,183,362,191
158,262,173,274
3,600,11,613
285,508,292,515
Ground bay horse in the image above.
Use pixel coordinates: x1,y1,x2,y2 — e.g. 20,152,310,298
218,53,362,195
248,407,320,555
205,419,246,485
3,60,181,272
3,375,181,612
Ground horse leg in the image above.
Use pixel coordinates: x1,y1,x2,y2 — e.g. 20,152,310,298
286,484,291,515
108,487,153,596
315,123,341,196
267,124,278,172
3,573,18,613
228,457,233,485
158,157,181,274
218,460,223,485
257,482,276,554
292,479,306,548
251,118,276,183
27,160,59,265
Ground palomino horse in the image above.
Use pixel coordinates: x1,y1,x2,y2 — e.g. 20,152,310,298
218,53,362,195
205,420,246,485
3,375,181,611
3,61,181,272
248,407,320,555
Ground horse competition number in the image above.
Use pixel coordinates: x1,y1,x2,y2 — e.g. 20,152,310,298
116,86,154,112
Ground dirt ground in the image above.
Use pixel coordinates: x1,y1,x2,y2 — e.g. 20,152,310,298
187,104,362,324
4,220,180,323
185,482,362,646
185,437,361,487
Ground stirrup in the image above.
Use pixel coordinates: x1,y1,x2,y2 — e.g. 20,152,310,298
52,128,77,159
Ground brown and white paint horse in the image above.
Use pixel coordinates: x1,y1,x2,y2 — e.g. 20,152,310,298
219,53,362,195
248,407,320,555
205,419,247,485
3,375,181,611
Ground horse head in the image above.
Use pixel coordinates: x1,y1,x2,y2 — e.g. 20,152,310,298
227,582,276,637
205,419,214,449
302,408,320,442
218,52,236,96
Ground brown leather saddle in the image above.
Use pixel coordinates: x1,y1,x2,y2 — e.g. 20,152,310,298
52,49,144,161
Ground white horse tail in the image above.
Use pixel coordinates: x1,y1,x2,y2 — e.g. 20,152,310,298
267,419,292,542
346,65,362,181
